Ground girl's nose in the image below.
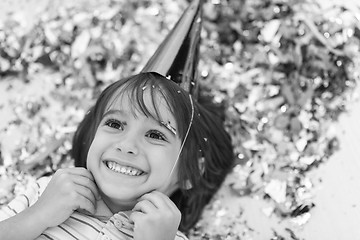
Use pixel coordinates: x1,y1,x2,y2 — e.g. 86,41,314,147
114,134,139,155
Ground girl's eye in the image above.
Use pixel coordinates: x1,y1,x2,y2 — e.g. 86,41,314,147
104,119,125,130
146,130,167,141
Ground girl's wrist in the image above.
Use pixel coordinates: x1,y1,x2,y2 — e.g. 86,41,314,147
23,203,51,233
0,204,50,240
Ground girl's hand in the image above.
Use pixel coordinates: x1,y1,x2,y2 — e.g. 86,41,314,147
130,191,181,240
32,167,100,229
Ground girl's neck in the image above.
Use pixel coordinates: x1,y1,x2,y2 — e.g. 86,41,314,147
96,195,134,216
93,198,114,218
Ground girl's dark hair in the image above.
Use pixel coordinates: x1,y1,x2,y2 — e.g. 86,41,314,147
71,72,234,233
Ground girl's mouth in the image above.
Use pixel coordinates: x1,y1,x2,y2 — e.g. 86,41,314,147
104,161,145,176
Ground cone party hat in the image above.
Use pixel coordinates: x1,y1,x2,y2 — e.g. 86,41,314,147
141,0,203,98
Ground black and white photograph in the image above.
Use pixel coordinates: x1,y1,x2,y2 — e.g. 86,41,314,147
0,0,360,239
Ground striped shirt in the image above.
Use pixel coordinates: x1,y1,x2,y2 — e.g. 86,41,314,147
0,176,188,240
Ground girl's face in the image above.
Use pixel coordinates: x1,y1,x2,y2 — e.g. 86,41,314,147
87,89,182,212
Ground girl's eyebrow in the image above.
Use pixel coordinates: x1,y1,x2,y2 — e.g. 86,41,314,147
103,109,177,135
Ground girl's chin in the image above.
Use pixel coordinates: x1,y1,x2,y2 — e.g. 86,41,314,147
100,189,140,205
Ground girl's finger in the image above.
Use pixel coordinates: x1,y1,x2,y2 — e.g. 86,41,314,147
140,191,175,210
129,210,144,224
57,167,100,200
71,174,100,200
74,183,97,207
75,193,96,215
132,199,157,214
63,167,95,180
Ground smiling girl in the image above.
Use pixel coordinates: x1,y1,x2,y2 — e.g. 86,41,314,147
0,72,234,239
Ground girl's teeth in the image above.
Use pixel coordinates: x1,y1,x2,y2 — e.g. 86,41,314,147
106,161,143,176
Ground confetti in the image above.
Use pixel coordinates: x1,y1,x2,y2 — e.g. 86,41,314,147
0,0,360,239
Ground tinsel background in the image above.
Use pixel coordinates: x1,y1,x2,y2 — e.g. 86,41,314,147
0,0,360,239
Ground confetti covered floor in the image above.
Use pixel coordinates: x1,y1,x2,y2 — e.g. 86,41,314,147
1,0,360,239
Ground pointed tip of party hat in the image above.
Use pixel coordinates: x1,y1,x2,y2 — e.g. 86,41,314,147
141,0,202,97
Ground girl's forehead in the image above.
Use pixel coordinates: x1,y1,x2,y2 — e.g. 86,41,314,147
106,88,176,124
